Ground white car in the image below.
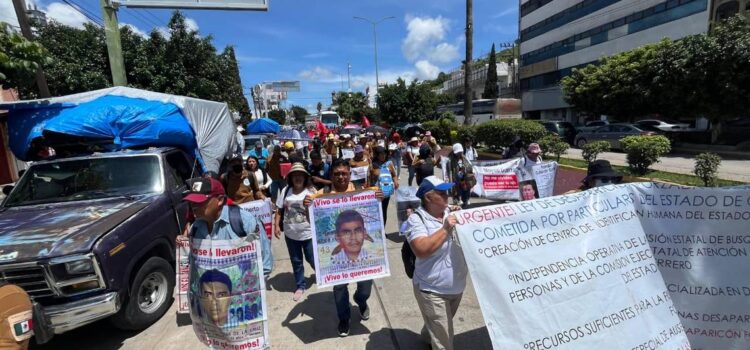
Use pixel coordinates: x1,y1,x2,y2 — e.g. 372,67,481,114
635,119,690,131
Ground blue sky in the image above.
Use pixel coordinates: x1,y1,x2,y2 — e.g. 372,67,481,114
1,0,518,112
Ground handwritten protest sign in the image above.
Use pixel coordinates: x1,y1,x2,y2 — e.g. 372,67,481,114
189,238,268,349
471,158,521,200
531,161,557,198
341,148,354,160
239,199,273,239
310,190,390,288
176,238,190,314
350,166,369,181
455,183,750,349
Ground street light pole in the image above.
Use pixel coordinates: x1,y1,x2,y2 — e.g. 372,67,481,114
353,16,394,93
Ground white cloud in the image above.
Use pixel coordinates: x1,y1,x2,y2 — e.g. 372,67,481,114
0,1,19,28
414,60,439,80
299,66,334,81
303,52,329,59
120,23,148,38
349,68,419,89
156,27,171,38
184,17,199,32
45,2,92,29
428,42,459,64
402,15,451,62
492,7,517,18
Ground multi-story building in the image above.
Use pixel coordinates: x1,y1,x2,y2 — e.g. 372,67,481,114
252,83,287,119
518,0,712,122
437,61,515,99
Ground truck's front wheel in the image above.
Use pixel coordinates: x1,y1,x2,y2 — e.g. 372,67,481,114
111,257,174,330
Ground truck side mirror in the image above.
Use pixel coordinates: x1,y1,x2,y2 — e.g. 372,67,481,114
2,185,13,196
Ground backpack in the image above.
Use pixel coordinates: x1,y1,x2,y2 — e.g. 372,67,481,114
377,162,395,197
401,211,425,279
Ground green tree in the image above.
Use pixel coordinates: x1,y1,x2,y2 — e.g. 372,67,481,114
0,23,52,92
334,92,369,122
377,78,441,124
482,43,498,99
316,101,322,115
268,109,286,125
290,105,309,124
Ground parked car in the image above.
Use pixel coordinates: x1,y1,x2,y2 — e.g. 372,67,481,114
243,134,273,159
539,120,577,144
576,120,610,134
635,119,690,132
719,118,750,146
0,147,198,336
574,123,656,149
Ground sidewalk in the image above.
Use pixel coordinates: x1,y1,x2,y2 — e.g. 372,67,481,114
561,149,749,183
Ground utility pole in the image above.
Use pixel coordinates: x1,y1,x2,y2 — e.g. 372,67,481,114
101,0,127,86
354,16,395,94
12,0,50,97
347,63,352,92
463,0,473,126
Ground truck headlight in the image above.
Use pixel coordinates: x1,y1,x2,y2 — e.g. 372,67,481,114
48,255,103,295
64,259,95,275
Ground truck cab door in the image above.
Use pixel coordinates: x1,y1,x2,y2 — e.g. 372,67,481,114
164,151,196,231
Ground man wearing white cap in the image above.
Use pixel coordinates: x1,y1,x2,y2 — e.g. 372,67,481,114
404,176,466,350
518,142,543,181
405,137,421,186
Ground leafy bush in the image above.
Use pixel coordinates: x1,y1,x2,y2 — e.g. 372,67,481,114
537,134,569,161
619,135,671,175
693,152,722,187
581,141,611,163
475,119,548,150
422,118,458,145
457,125,476,144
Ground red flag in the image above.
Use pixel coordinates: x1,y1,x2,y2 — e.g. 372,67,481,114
362,116,371,128
316,119,330,134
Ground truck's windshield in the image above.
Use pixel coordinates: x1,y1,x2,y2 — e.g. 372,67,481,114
321,114,340,125
4,155,163,207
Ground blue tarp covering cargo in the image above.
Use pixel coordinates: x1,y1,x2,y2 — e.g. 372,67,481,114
0,87,238,172
246,118,280,134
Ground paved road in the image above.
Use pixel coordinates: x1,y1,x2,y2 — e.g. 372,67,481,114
563,148,750,183
32,165,498,350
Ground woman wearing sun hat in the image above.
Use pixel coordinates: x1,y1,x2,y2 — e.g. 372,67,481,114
273,163,317,301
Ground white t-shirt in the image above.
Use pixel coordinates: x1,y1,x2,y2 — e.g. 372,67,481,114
405,207,468,295
275,187,314,241
465,146,478,161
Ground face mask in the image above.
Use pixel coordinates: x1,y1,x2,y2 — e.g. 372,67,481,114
593,177,615,187
232,164,243,173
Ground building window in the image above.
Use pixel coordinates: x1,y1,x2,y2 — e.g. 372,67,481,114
715,1,739,20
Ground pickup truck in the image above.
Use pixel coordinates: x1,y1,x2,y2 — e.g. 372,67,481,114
0,147,200,336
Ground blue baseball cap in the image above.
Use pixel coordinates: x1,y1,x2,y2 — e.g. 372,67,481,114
416,176,454,199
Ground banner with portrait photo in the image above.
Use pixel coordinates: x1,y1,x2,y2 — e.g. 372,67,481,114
309,190,390,288
189,238,268,350
239,199,273,239
471,158,521,200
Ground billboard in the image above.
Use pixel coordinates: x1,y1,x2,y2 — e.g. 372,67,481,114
270,81,300,92
116,0,268,10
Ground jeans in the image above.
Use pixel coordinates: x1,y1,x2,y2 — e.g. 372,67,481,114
381,196,390,229
260,227,274,276
284,236,315,290
408,166,416,186
270,179,286,205
391,156,402,177
333,280,373,321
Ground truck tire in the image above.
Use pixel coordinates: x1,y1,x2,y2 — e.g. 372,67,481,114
111,257,174,330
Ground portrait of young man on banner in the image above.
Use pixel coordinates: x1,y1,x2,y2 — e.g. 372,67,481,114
518,179,539,201
309,190,390,288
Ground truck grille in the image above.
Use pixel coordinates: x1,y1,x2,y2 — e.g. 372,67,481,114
0,265,55,298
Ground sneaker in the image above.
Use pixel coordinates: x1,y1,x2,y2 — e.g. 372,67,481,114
293,288,305,302
359,305,370,321
265,275,271,291
337,320,350,337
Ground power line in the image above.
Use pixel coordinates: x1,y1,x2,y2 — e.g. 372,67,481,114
142,10,163,25
123,7,161,29
61,0,103,26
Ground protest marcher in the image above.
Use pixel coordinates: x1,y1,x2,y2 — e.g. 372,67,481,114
0,283,33,350
388,142,402,177
325,134,339,162
223,156,265,204
248,141,270,170
182,176,272,280
518,143,543,180
391,130,401,144
303,158,385,337
502,137,524,159
246,156,272,197
405,137,421,186
463,139,478,162
447,144,476,208
414,144,435,186
308,151,331,190
274,163,317,302
267,145,289,203
370,146,399,227
576,160,623,191
349,145,371,188
404,176,467,350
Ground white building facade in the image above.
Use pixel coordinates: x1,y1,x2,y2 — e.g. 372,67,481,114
437,62,514,99
518,0,711,122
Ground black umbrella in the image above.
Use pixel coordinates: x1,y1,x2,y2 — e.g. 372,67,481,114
365,125,388,134
404,124,425,138
339,128,361,135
